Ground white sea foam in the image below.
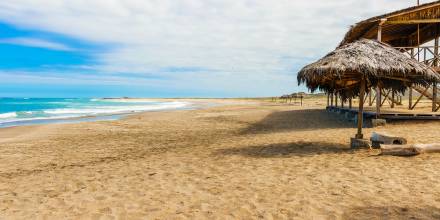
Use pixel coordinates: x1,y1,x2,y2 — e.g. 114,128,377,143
0,112,17,119
98,99,156,103
44,101,188,115
0,101,190,126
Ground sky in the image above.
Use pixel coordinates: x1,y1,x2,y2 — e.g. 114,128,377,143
0,0,432,98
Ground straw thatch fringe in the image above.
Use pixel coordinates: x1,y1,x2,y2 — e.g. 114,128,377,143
298,39,440,100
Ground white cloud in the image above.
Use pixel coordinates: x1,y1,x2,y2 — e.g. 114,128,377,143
0,0,432,96
0,37,75,51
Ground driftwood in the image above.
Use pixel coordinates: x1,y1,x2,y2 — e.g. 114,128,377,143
370,132,407,148
380,144,440,156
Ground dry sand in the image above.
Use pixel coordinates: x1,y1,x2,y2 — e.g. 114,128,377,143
1,98,440,219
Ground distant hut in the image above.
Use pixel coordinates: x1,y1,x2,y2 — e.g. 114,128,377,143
298,39,439,144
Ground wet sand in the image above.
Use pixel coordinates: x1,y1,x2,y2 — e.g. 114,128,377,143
1,98,440,219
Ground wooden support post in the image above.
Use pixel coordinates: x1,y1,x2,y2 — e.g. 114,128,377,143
409,88,413,110
300,96,303,106
424,47,427,64
341,98,344,108
435,35,439,67
376,87,381,117
335,94,338,107
391,90,395,108
330,93,334,106
418,24,420,61
377,23,382,42
433,83,438,112
364,91,369,105
376,23,383,118
434,32,439,112
327,93,330,107
368,89,372,106
349,98,352,109
356,79,366,139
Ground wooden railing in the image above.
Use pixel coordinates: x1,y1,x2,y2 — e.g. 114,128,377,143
394,46,440,67
393,46,440,112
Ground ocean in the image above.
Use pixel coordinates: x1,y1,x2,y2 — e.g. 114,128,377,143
0,98,191,128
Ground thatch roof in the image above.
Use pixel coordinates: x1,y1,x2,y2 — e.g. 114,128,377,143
298,39,440,99
340,1,440,47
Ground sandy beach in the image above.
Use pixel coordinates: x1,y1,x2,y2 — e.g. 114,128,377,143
1,98,440,219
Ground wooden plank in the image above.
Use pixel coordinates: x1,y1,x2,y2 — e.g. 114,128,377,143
382,2,440,21
385,19,440,24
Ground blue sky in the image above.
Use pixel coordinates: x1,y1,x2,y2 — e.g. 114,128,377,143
0,0,430,98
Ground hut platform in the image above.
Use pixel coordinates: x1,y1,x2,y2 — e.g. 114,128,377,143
327,106,440,121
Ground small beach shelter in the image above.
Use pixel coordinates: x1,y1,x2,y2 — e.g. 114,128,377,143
297,39,439,141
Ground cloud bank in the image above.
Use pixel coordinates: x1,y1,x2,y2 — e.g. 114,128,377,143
0,0,431,97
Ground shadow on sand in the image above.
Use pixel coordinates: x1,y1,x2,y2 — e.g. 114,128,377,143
215,141,353,158
240,109,353,135
343,206,440,220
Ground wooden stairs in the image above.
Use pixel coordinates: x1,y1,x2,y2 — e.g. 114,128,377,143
411,85,440,111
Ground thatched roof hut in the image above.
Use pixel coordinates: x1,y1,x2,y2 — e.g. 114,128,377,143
298,39,440,100
340,1,440,47
298,38,440,140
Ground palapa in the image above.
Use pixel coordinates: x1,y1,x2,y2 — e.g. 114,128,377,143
297,39,439,100
297,38,440,140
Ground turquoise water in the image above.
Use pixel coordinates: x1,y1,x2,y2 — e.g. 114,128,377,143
0,98,190,127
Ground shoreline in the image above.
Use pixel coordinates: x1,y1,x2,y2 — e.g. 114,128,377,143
0,99,258,143
0,98,234,129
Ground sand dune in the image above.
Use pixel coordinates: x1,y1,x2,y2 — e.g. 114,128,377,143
1,99,440,219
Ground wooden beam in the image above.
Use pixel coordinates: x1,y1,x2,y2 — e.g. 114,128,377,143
363,91,369,105
435,28,439,67
409,88,413,109
371,92,377,105
381,89,391,107
383,2,440,21
377,24,383,42
368,89,372,106
411,87,429,109
376,87,381,117
327,93,330,107
391,90,395,108
330,93,334,106
385,19,440,25
382,76,411,82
